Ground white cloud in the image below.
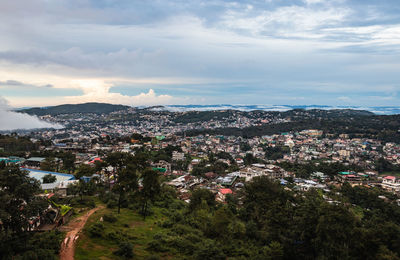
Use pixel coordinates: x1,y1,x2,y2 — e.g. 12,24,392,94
0,97,63,130
303,0,325,5
220,5,350,39
337,96,351,102
64,79,181,106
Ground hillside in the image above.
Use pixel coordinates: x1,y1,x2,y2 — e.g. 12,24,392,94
19,103,130,116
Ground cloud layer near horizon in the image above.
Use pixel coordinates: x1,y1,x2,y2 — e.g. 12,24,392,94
0,0,399,107
0,97,63,130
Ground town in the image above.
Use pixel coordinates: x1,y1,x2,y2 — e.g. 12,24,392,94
1,105,400,259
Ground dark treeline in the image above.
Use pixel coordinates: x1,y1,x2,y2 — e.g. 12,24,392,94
0,134,38,155
144,176,400,259
182,114,400,142
19,102,129,116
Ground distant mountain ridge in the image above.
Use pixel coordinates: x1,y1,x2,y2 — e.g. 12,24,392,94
19,102,129,116
152,104,400,115
17,102,400,116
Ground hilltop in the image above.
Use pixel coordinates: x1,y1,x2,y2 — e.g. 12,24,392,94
19,103,130,116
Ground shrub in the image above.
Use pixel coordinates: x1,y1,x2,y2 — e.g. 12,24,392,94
69,197,96,208
103,213,117,223
88,223,104,238
114,242,134,259
147,240,169,252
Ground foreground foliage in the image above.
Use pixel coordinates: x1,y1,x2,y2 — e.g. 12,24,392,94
75,176,400,259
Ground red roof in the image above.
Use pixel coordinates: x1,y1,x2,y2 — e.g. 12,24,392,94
384,176,396,180
89,157,103,164
219,188,233,195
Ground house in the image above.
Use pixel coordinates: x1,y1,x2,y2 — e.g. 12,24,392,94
381,176,400,193
153,160,171,173
311,171,328,180
216,188,233,202
336,171,363,186
22,168,76,191
172,151,185,161
24,157,46,168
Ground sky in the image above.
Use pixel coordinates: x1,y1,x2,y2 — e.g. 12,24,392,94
0,0,400,107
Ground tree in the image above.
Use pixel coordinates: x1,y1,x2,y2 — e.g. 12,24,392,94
61,152,76,173
240,142,251,152
114,242,134,258
74,164,95,201
189,188,216,212
105,152,127,171
0,160,5,170
140,169,160,220
210,206,233,239
40,157,56,172
0,166,48,233
113,164,138,214
314,204,357,259
42,174,57,184
244,153,257,165
262,241,284,260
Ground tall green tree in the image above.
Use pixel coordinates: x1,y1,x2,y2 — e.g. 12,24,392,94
61,152,76,173
0,166,48,233
140,169,160,220
113,164,138,214
40,157,56,172
74,164,95,201
42,174,57,184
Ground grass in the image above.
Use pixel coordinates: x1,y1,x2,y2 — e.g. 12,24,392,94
75,205,175,260
381,171,400,177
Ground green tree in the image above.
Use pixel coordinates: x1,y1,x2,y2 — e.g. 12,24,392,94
61,152,76,173
0,166,48,233
140,169,160,220
40,157,56,172
42,174,57,184
210,206,233,239
113,164,138,214
74,164,95,201
244,153,257,165
189,188,216,212
314,204,357,259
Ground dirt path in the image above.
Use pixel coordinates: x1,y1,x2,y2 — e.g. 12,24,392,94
59,206,104,260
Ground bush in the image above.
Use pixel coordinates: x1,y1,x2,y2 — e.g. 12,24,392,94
107,200,118,209
69,197,96,208
146,255,160,260
106,231,121,241
159,219,174,228
114,242,134,259
147,240,169,252
88,223,104,238
103,213,117,223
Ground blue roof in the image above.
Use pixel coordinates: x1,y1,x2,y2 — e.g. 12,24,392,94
22,168,75,185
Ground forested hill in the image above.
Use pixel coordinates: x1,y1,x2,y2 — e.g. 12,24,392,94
18,102,130,116
183,113,400,143
172,108,374,124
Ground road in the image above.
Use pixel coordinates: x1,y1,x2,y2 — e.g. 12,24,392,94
59,206,104,260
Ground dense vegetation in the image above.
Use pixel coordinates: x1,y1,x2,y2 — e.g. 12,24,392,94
0,134,38,154
19,102,130,116
184,114,400,142
76,175,400,260
0,166,63,259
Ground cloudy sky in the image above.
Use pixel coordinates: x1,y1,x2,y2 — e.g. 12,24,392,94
0,0,399,107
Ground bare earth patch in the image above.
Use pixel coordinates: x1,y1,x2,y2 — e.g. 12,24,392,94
59,206,104,260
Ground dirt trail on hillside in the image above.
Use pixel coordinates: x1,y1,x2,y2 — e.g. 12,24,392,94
59,206,104,260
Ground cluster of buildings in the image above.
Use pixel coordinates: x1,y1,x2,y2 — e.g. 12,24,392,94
2,108,400,204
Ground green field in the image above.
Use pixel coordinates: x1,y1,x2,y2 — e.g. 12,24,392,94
75,205,176,260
